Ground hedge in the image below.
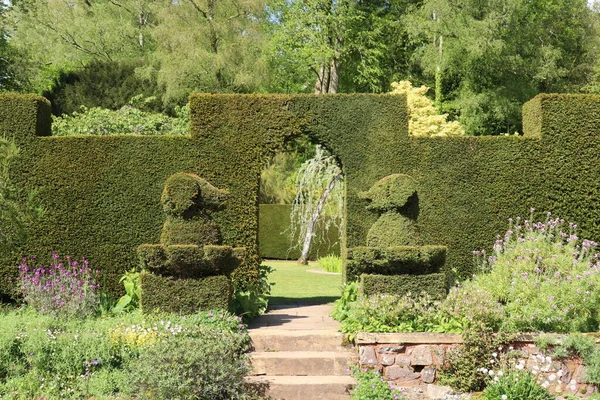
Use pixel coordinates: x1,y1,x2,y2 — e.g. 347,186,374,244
346,245,446,282
258,204,340,260
139,272,231,314
1,93,600,302
360,273,447,299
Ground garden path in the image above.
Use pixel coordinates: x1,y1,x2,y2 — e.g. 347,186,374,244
246,303,356,399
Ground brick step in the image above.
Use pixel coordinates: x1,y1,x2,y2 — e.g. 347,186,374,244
249,351,357,376
245,375,354,400
250,329,350,352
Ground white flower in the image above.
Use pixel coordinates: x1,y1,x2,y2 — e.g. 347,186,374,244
493,376,499,382
492,352,498,358
557,370,564,377
545,356,552,363
541,381,550,388
489,370,495,376
481,368,488,374
569,379,577,385
515,364,524,370
569,384,577,391
548,374,556,382
497,370,504,377
501,395,507,400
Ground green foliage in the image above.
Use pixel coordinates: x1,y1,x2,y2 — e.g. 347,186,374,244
139,272,231,314
468,214,600,332
439,286,504,332
331,281,359,322
439,326,512,392
258,204,341,260
3,92,600,307
338,292,463,340
0,309,249,399
360,174,417,212
43,60,164,116
360,273,447,299
112,269,140,314
406,0,598,135
350,365,406,400
0,138,43,259
52,104,189,137
130,330,249,400
161,172,228,217
550,334,600,385
347,246,446,280
318,254,342,273
366,213,420,248
481,370,555,400
231,264,274,323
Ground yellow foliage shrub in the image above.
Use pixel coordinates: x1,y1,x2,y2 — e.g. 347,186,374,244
390,81,465,137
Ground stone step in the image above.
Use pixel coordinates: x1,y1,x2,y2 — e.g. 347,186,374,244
245,375,355,400
250,329,350,352
249,351,357,376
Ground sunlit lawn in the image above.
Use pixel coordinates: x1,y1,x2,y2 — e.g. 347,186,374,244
262,259,342,306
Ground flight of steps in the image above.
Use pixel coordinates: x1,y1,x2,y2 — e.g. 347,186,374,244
245,305,357,400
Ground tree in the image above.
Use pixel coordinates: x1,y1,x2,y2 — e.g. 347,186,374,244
266,0,421,94
7,0,156,93
151,0,268,106
405,0,599,135
391,80,464,137
290,146,343,265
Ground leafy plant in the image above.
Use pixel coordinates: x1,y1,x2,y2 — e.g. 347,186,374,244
549,334,600,385
130,325,249,400
331,281,359,322
231,264,274,323
16,253,101,318
350,365,406,400
111,269,140,314
318,254,342,273
481,370,555,400
470,212,600,332
439,325,512,392
337,292,465,340
52,103,189,136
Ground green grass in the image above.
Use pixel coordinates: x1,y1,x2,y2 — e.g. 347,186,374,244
262,260,342,305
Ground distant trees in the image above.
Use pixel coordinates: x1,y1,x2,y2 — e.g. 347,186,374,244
3,0,600,134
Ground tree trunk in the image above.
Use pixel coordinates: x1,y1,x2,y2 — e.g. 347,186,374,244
328,59,339,93
298,171,342,265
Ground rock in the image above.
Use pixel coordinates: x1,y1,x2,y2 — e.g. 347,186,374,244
396,355,411,367
385,365,420,381
422,367,436,384
411,345,434,366
426,384,453,400
360,346,378,366
380,354,395,366
379,345,405,354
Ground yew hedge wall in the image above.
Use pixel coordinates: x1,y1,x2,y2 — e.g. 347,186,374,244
0,93,599,300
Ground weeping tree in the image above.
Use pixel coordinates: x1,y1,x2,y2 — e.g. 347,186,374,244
290,145,343,265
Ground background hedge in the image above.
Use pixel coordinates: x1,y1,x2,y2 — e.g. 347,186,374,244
1,93,599,299
258,204,340,260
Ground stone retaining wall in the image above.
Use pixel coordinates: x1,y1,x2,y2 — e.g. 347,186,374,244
356,332,598,398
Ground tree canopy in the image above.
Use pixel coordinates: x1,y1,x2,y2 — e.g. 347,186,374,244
3,0,600,134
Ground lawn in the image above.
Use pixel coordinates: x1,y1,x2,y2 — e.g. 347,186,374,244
262,259,342,305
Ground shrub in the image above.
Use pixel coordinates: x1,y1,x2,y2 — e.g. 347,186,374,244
439,286,504,331
338,292,463,340
231,264,274,323
111,269,140,314
130,324,249,400
350,366,406,400
52,103,189,136
331,281,359,322
318,254,342,273
470,212,600,332
0,309,249,399
16,253,101,318
481,370,555,400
